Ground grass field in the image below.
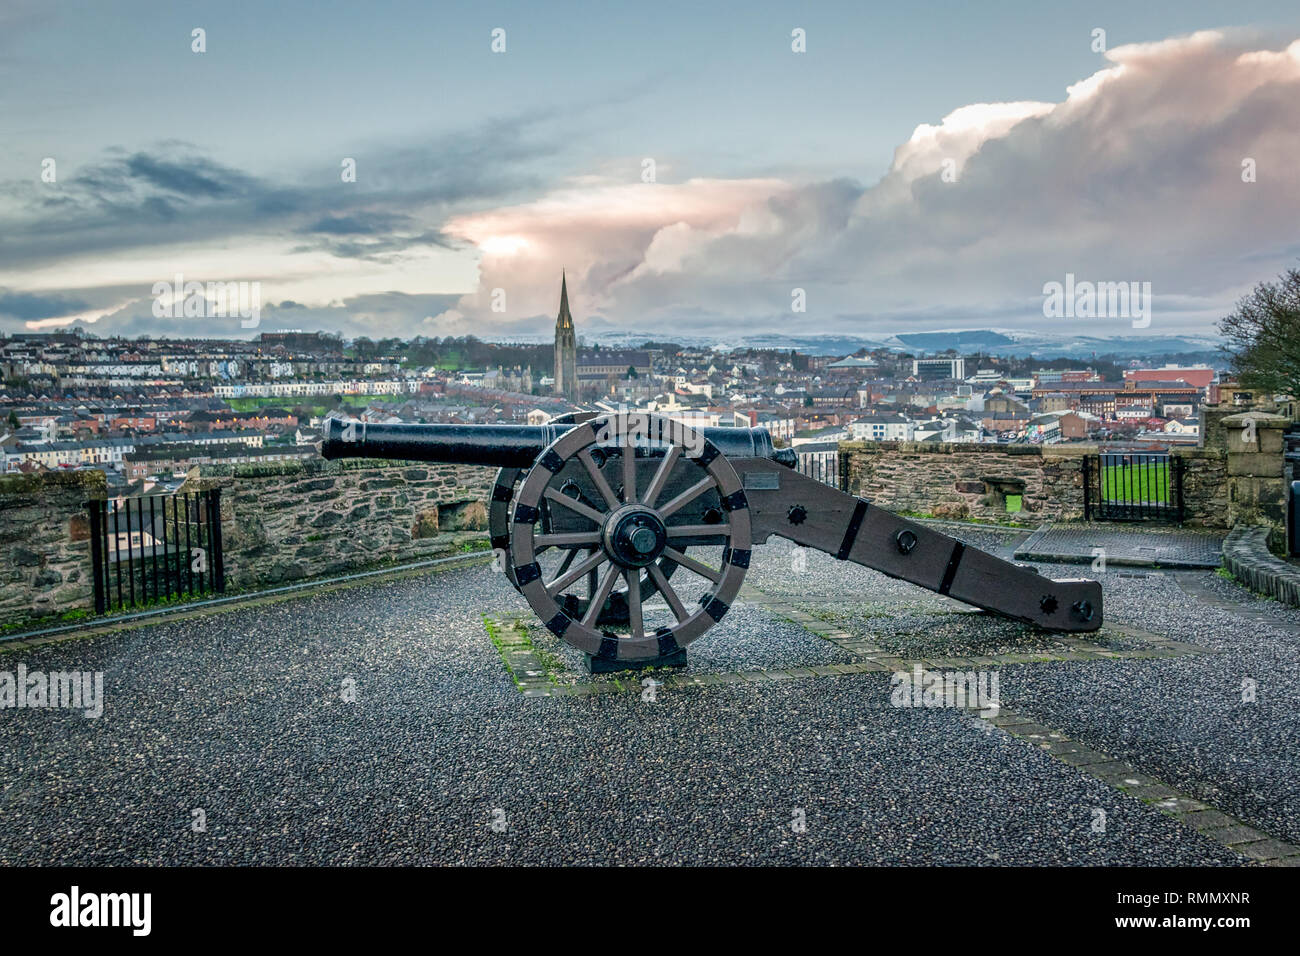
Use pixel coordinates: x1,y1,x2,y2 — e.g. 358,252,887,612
226,395,397,416
1101,462,1171,504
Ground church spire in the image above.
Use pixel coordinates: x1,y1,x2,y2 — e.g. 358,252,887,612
554,271,577,400
557,270,573,329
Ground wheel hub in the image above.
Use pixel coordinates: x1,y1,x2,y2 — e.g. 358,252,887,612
603,506,668,568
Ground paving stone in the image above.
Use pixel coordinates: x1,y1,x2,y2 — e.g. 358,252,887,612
1113,772,1160,786
1124,784,1179,800
1200,824,1266,845
1007,724,1053,738
1088,761,1139,779
1041,740,1085,756
1153,797,1210,813
1059,749,1112,767
1014,525,1225,568
1232,839,1297,861
999,724,1043,737
987,715,1027,727
1180,809,1235,830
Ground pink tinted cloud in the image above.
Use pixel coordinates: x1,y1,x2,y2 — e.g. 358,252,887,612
442,30,1300,335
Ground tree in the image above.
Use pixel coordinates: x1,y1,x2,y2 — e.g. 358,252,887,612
1219,265,1300,396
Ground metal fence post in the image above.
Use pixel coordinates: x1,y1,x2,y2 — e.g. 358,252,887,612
210,488,226,593
1083,455,1092,521
87,500,105,614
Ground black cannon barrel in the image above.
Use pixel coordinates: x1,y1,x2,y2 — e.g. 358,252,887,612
320,418,793,467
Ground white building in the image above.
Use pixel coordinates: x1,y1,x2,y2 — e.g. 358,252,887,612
849,413,915,442
912,357,966,381
212,380,420,398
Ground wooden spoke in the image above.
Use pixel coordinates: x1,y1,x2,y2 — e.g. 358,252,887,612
666,523,732,539
647,561,688,621
622,446,637,504
578,448,620,510
663,547,722,583
641,444,680,509
554,547,579,577
658,476,715,519
624,569,644,639
581,563,621,628
543,486,605,524
546,549,605,596
534,531,602,549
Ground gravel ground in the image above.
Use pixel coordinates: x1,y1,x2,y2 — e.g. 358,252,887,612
749,536,1145,657
788,601,1148,658
1194,567,1300,627
745,530,1027,601
995,568,1300,847
0,543,1276,866
749,540,1300,847
529,598,853,681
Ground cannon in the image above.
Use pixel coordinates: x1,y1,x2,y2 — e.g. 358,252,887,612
322,413,1101,668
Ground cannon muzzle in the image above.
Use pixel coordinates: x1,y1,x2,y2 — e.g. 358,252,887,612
320,418,795,468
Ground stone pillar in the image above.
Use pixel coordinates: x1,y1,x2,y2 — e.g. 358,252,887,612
0,469,105,624
1222,411,1288,538
1200,403,1232,452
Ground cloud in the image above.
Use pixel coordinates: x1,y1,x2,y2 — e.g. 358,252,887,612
0,288,91,321
122,152,258,200
8,30,1300,341
301,213,413,236
39,291,469,341
436,30,1300,337
0,116,560,281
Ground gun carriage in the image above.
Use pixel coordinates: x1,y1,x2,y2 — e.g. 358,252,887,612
323,413,1101,668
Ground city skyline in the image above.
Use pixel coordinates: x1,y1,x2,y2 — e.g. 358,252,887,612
2,1,1300,341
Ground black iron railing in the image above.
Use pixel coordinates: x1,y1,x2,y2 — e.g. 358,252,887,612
87,489,225,614
1084,452,1183,522
796,450,841,490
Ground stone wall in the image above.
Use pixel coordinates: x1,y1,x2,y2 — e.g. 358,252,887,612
1180,449,1232,528
1223,524,1300,605
0,470,105,626
180,458,495,592
839,441,1230,528
840,441,1077,522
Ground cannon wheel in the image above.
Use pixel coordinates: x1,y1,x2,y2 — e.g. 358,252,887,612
488,413,683,612
509,413,750,662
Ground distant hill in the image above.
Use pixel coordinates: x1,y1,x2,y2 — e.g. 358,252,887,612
527,327,1224,362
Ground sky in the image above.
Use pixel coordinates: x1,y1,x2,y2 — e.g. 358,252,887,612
2,0,1300,342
